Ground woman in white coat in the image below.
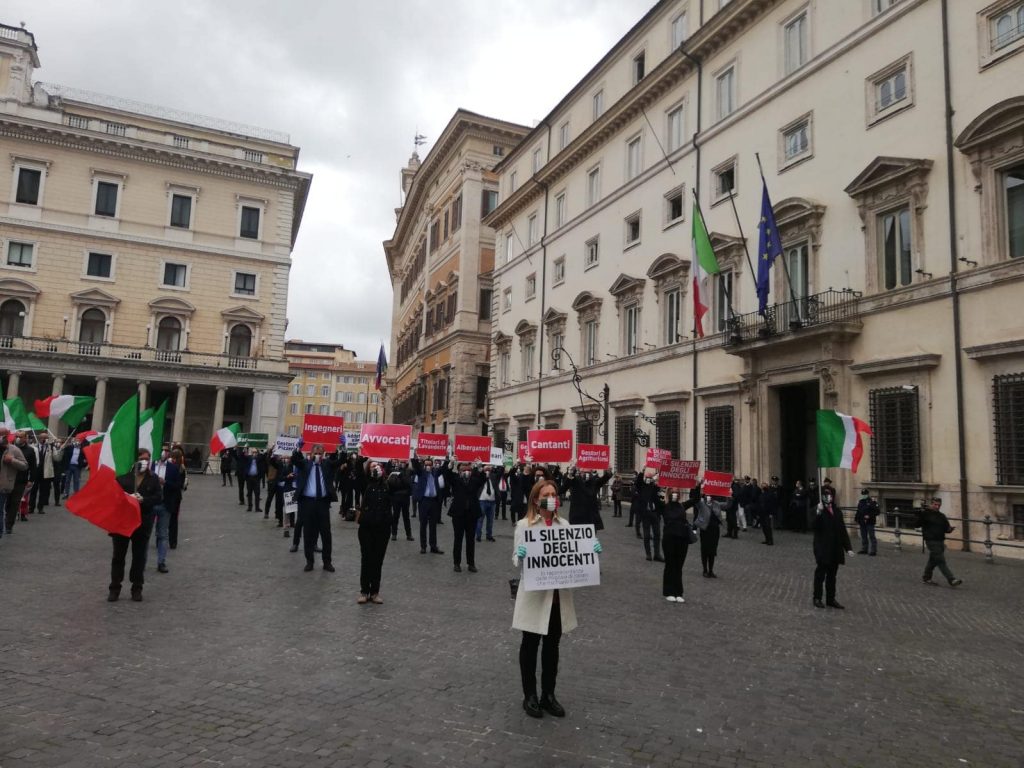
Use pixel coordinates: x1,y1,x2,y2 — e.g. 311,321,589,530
512,479,602,719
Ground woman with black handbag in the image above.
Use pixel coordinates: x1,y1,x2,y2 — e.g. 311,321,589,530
357,462,393,605
660,487,697,603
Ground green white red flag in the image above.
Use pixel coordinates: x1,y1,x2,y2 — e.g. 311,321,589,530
816,410,872,472
691,201,720,339
98,394,140,476
34,395,95,426
138,400,168,458
210,422,241,454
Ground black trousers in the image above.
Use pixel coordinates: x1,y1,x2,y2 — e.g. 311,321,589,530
451,513,477,566
246,477,261,509
274,487,286,524
813,562,839,601
165,491,182,548
341,485,353,511
700,526,720,574
613,499,622,517
358,524,390,595
496,492,507,519
30,478,53,511
264,483,280,515
760,514,774,545
418,497,440,550
662,534,689,596
391,497,411,538
512,503,526,522
4,483,26,531
236,476,245,504
642,517,661,558
519,597,563,699
299,497,332,565
110,516,155,591
222,469,232,486
726,509,739,538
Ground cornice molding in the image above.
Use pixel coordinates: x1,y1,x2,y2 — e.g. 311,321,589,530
963,339,1024,360
849,353,941,376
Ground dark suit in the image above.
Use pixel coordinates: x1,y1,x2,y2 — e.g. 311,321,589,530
562,469,611,530
411,458,444,552
162,461,185,548
443,466,485,568
812,499,852,603
292,451,339,566
111,472,162,594
233,447,247,504
633,477,664,560
239,453,267,511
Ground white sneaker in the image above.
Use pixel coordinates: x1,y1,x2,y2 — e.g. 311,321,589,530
677,596,685,603
665,596,676,602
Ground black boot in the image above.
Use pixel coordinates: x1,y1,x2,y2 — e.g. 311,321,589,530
107,588,120,602
523,695,543,718
539,693,565,717
130,586,143,602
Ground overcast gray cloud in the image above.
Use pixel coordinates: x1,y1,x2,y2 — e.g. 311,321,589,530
10,0,652,359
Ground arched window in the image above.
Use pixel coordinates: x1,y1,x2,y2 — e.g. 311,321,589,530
79,308,106,343
228,324,252,357
0,299,26,337
156,316,182,351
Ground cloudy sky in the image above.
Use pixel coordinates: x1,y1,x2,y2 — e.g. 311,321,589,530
11,0,653,360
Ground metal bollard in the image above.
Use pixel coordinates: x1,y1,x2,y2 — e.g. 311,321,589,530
893,509,902,552
983,515,994,562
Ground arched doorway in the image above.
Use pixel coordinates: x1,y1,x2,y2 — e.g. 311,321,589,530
156,316,182,350
228,324,252,360
0,298,26,339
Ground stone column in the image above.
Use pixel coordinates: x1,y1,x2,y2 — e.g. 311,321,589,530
91,377,108,431
48,375,65,434
212,386,227,433
250,388,263,433
7,371,20,399
138,380,149,412
171,383,189,444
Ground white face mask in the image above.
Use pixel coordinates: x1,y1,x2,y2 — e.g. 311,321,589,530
137,459,149,473
645,477,654,485
542,496,558,512
670,494,679,502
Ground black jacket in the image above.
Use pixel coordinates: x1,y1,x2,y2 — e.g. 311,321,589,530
387,466,413,500
812,500,852,566
758,486,779,520
631,475,663,521
562,470,611,529
918,508,953,542
291,451,341,501
116,471,163,516
15,441,36,485
360,478,392,526
855,497,880,526
661,497,696,538
442,465,486,519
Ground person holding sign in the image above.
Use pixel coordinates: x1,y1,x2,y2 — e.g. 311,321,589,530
633,469,664,562
411,456,445,555
356,462,393,604
512,479,602,719
291,441,341,573
561,467,612,530
442,460,486,573
661,489,698,603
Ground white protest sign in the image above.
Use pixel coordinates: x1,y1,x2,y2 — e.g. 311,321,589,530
344,431,361,451
489,447,504,466
273,434,299,456
521,524,600,592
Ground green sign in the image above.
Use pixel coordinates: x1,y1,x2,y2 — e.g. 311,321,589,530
503,450,514,470
237,432,269,448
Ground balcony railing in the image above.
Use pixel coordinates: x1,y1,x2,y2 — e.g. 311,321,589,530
723,289,862,346
0,334,286,373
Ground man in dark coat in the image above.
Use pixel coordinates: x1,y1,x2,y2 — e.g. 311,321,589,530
232,446,247,505
561,467,611,530
291,441,341,572
854,489,880,555
387,461,414,542
111,449,162,602
240,448,267,512
918,497,962,587
812,487,854,609
633,469,664,561
758,479,778,545
411,455,445,555
442,460,486,572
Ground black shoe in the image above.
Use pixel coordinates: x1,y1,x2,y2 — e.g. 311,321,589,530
157,563,168,574
454,564,462,572
857,550,867,555
922,577,936,585
813,599,825,609
289,545,298,553
277,522,283,528
263,514,269,519
323,563,335,573
869,552,877,557
304,562,314,572
107,589,120,603
539,694,565,717
130,589,143,602
653,556,665,562
468,565,478,573
169,544,177,550
420,547,427,554
635,533,642,539
391,534,398,542
708,572,717,578
407,536,415,542
826,600,845,609
486,536,496,542
523,695,543,718
702,570,709,577
37,509,45,515
431,548,445,555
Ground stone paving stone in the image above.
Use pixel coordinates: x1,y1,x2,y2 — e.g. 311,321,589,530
1,476,1022,767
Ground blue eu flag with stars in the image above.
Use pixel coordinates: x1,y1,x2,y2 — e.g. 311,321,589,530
756,181,784,315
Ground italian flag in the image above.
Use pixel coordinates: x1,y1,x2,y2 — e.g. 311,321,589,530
816,410,873,472
210,423,241,454
98,394,140,476
692,201,720,339
138,400,168,458
3,397,32,431
34,395,95,426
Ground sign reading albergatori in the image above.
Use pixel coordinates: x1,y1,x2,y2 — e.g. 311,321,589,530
521,524,600,592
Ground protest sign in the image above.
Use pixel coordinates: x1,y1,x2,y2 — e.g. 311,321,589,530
273,434,299,456
517,442,528,463
659,459,702,489
645,447,672,471
489,447,504,466
416,432,449,458
576,443,610,471
702,470,734,498
454,434,491,463
359,423,412,461
344,431,361,451
237,432,269,449
525,429,574,463
301,415,345,451
521,524,601,592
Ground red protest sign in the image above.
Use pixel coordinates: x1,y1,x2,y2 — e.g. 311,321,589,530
645,447,672,471
526,429,574,464
358,423,413,461
702,470,734,498
576,443,610,471
454,435,491,463
416,432,449,458
659,459,702,489
517,442,528,463
302,414,345,451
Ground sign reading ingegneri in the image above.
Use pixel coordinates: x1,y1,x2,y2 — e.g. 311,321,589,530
521,524,600,592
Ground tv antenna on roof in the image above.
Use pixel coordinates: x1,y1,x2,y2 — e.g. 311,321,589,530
414,132,427,149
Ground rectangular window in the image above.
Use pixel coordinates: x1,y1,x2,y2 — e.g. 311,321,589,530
509,170,518,193
306,385,315,396
593,89,605,121
475,376,489,409
500,350,511,386
532,147,542,173
587,166,601,207
66,114,89,129
880,206,912,289
551,333,564,370
234,272,257,296
994,373,1024,485
559,121,570,150
479,288,493,321
555,192,566,228
526,273,537,300
6,242,34,268
656,411,681,459
667,106,684,153
493,145,505,157
664,288,682,344
869,387,921,483
671,12,688,48
626,135,642,180
625,212,641,246
94,181,119,217
451,194,462,232
713,160,736,202
430,220,440,250
1005,164,1024,258
239,206,261,239
289,403,298,415
244,149,264,164
320,386,330,397
503,287,512,312
163,262,188,288
992,3,1024,50
576,419,594,446
632,51,646,84
665,186,684,224
172,135,190,149
517,425,530,444
104,121,128,137
782,118,811,162
527,213,538,246
716,270,734,333
553,256,566,286
482,189,498,217
783,242,810,325
523,342,535,381
783,11,808,75
624,304,640,355
86,252,112,278
705,405,734,472
292,384,301,395
15,167,41,205
443,210,449,241
505,232,515,264
584,319,598,366
170,194,192,229
875,65,908,112
585,236,600,269
615,415,636,473
318,404,329,415
716,65,736,121
344,392,354,403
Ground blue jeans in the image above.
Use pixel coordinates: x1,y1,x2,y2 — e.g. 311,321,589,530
65,465,82,497
153,504,170,565
858,522,877,555
476,500,495,540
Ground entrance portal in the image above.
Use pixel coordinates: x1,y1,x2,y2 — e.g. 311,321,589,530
777,381,819,529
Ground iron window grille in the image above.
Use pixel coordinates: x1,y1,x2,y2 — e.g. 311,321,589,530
1013,505,1024,541
517,426,529,444
656,411,681,459
994,373,1024,485
615,415,635,473
576,419,594,446
869,387,921,483
704,405,734,472
883,497,914,528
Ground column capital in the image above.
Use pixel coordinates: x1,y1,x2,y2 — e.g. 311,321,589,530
138,379,151,386
51,373,65,381
216,386,228,393
176,382,189,390
95,376,109,383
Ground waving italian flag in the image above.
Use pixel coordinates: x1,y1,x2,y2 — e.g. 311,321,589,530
35,395,95,427
210,423,241,454
692,201,720,339
817,410,873,472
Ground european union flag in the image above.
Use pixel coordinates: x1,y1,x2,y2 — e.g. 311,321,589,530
756,181,784,315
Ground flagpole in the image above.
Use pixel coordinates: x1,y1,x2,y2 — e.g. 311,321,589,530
755,153,802,324
724,189,759,294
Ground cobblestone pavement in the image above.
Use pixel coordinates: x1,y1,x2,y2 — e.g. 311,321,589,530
1,476,1022,768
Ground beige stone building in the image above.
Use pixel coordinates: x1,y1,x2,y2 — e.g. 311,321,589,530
282,340,380,439
0,23,311,457
485,0,1024,553
383,110,528,439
